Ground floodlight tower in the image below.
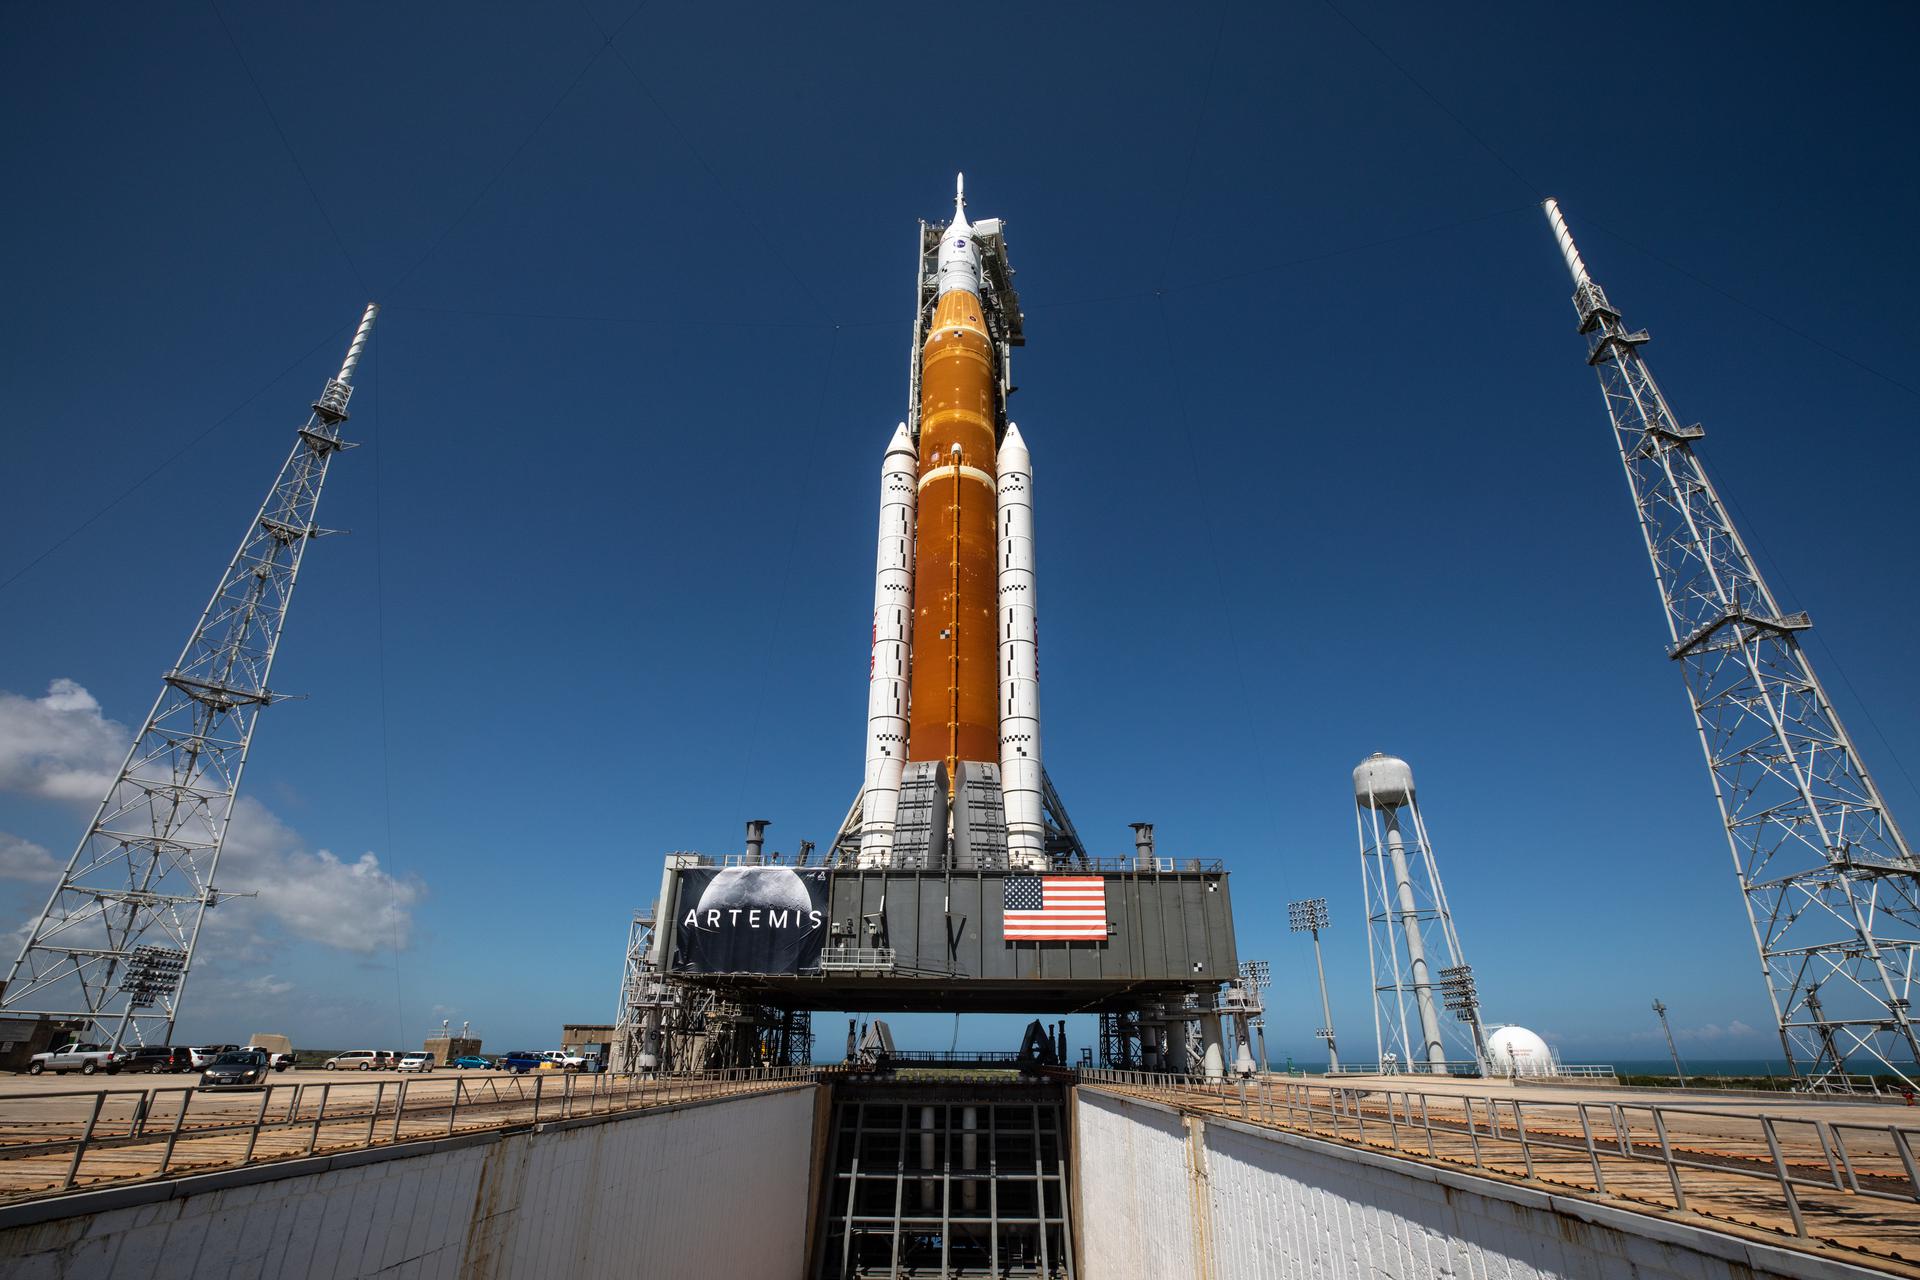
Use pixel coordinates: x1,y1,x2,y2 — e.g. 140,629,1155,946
1287,897,1340,1072
1543,200,1920,1088
1354,753,1484,1073
1652,997,1688,1086
0,305,379,1049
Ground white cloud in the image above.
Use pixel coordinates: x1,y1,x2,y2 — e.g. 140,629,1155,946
0,832,62,882
1627,1018,1761,1045
1677,1019,1757,1043
0,678,423,954
0,679,125,802
260,848,422,952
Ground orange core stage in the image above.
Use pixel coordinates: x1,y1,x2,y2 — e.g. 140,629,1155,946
908,286,999,776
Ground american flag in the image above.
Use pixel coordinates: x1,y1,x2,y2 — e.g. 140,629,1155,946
1003,876,1107,940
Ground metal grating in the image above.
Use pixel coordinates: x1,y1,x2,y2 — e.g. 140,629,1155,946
815,1086,1073,1278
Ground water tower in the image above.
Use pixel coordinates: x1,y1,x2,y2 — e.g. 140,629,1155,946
1353,753,1485,1074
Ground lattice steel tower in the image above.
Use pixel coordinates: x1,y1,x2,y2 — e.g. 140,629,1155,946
0,304,379,1049
1543,200,1920,1087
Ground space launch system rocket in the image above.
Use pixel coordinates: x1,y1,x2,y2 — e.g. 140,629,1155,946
857,177,1052,870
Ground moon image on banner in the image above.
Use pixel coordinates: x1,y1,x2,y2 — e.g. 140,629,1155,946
672,866,830,975
693,867,813,921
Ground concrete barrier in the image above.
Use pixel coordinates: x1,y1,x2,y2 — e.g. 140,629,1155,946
1074,1087,1892,1280
0,1083,816,1279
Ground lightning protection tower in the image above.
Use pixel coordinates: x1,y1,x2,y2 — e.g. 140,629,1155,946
0,304,379,1049
1543,200,1920,1089
1354,753,1485,1074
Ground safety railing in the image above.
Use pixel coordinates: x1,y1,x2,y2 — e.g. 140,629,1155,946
0,1066,819,1204
815,946,898,971
1323,1060,1618,1080
1325,1060,1487,1077
1077,1068,1920,1265
703,850,1227,873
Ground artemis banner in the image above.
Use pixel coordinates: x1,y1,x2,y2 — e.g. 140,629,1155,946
671,866,830,974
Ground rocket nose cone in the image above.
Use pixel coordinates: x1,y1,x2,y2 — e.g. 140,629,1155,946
998,422,1031,472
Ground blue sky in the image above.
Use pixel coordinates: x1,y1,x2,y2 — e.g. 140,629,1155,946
1,2,1915,1062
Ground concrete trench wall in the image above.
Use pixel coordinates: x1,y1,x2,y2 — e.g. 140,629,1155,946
1073,1088,1890,1280
0,1084,818,1280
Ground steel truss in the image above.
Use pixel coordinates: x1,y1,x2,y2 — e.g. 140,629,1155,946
0,306,379,1049
1545,202,1920,1087
610,910,653,1072
1097,1009,1140,1069
613,906,812,1073
830,765,1089,869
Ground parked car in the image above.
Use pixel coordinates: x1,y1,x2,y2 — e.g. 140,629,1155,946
450,1055,492,1070
397,1052,435,1073
323,1050,382,1071
26,1043,123,1075
188,1044,240,1069
123,1045,194,1074
242,1044,294,1071
198,1049,271,1091
500,1051,544,1074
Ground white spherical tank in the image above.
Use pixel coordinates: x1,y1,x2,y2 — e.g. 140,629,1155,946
1353,752,1416,810
1486,1026,1555,1077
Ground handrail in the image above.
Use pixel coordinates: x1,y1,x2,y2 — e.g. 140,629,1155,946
1075,1067,1920,1264
0,1067,822,1203
1324,1061,1619,1080
702,851,1228,873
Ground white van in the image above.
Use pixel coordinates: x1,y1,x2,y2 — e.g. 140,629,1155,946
323,1050,381,1071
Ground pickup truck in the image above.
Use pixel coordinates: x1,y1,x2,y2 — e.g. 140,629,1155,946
26,1043,123,1075
243,1045,295,1071
539,1050,589,1071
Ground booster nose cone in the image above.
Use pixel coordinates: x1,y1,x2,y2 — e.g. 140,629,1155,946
999,421,1030,467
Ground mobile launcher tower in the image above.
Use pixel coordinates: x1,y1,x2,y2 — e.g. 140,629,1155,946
615,179,1252,1080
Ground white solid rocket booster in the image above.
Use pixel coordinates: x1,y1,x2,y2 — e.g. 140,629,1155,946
859,422,918,867
997,422,1045,870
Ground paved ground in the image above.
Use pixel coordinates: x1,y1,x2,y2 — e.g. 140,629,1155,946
1355,1071,1920,1121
